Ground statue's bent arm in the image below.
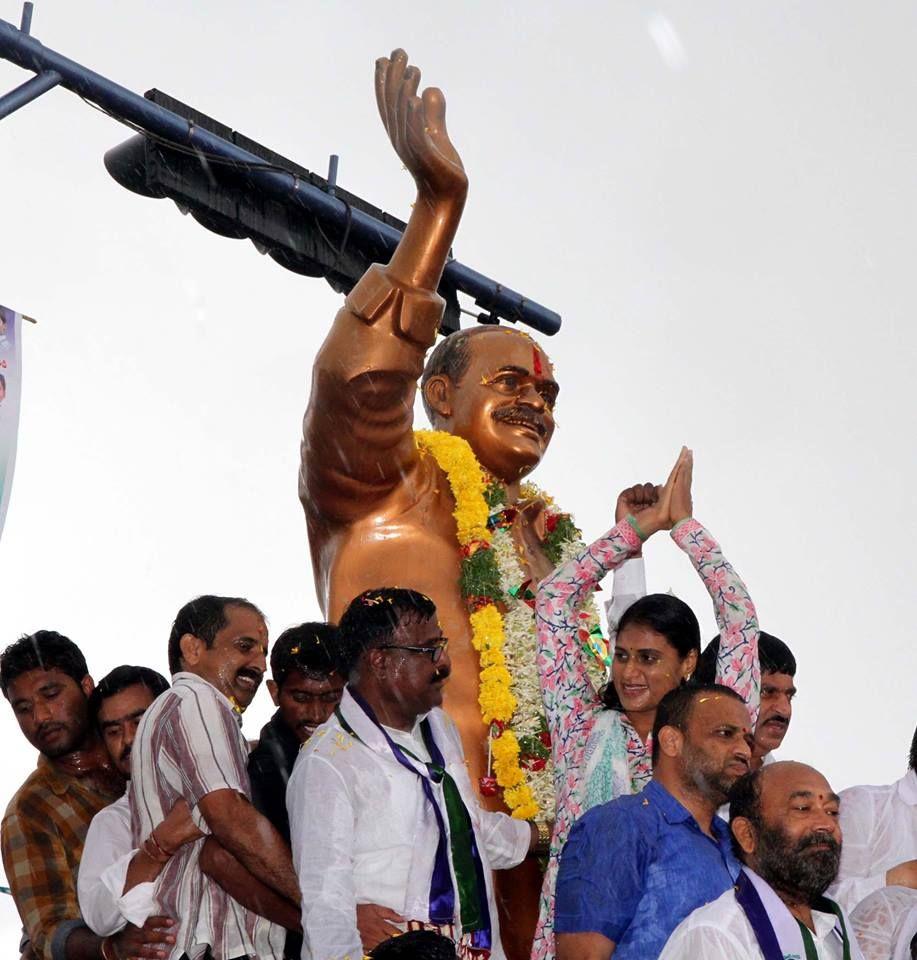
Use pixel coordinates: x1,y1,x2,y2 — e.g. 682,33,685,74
300,49,468,527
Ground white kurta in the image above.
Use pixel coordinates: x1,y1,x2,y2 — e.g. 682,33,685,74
287,689,531,960
76,794,156,935
660,870,862,960
830,770,917,913
850,886,917,960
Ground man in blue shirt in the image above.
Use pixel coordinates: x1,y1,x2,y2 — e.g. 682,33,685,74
555,682,754,960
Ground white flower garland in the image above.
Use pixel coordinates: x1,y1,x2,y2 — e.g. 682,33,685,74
488,489,607,818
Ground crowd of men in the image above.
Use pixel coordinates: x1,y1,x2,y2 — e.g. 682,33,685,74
0,585,915,960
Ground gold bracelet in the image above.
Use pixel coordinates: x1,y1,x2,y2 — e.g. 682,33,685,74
536,820,551,847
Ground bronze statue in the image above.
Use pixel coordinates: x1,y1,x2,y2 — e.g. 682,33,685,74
300,49,561,956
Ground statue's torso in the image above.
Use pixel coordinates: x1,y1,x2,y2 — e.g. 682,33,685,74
307,454,551,789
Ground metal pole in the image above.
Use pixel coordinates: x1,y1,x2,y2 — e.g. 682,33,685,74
19,1,32,34
0,18,561,334
0,68,59,120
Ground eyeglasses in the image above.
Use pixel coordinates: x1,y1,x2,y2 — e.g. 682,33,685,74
483,371,559,410
378,639,449,664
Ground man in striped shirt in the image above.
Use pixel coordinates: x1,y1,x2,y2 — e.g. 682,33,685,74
130,596,299,960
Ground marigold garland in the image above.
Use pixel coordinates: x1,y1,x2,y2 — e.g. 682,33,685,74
415,429,607,821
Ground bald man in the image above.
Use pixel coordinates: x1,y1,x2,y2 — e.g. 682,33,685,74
661,761,865,959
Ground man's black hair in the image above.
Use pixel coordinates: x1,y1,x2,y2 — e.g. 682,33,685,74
602,594,700,711
88,665,170,728
0,631,88,699
909,721,917,773
369,931,458,960
696,630,796,685
651,682,746,764
420,326,523,423
336,588,437,678
271,623,340,689
727,768,766,859
167,595,263,675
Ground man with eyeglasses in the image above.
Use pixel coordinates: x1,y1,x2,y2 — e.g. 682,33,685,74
286,588,539,960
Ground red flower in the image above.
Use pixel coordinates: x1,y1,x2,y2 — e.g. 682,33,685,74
479,776,499,796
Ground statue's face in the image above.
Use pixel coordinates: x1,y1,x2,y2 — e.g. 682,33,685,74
448,330,557,482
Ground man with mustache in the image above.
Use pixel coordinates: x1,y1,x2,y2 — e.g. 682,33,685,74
1,633,166,960
698,631,797,771
660,761,865,959
248,621,344,844
129,595,298,960
287,588,538,960
554,684,753,960
77,666,197,949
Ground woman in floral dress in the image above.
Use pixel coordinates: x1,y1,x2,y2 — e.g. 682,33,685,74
532,448,761,960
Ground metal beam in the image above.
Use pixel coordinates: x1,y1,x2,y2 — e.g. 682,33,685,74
0,17,562,334
0,68,59,119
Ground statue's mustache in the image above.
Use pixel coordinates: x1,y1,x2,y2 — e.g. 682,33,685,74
492,406,546,436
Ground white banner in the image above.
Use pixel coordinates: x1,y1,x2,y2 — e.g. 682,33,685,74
0,306,23,541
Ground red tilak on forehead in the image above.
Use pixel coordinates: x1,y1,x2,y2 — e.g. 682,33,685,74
532,346,543,377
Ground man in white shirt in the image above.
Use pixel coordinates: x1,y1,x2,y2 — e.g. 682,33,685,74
660,760,865,960
829,724,917,914
77,665,200,941
287,588,538,960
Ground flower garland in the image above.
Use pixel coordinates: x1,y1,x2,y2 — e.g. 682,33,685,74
415,429,608,820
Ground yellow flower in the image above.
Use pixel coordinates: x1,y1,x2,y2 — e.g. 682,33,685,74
414,430,548,822
468,604,503,651
415,431,490,546
478,647,506,669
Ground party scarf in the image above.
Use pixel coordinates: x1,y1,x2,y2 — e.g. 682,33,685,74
336,690,492,949
735,868,862,960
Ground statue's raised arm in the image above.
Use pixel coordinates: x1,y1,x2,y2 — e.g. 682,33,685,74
300,51,564,956
300,49,467,538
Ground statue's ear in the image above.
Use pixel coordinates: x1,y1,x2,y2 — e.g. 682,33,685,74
423,375,453,422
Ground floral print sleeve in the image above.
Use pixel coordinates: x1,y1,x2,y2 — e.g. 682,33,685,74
671,518,761,726
532,519,642,960
535,518,643,783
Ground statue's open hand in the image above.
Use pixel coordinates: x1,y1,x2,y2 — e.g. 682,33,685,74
375,48,467,201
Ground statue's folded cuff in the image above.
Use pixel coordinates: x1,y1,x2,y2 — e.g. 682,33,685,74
347,264,444,348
